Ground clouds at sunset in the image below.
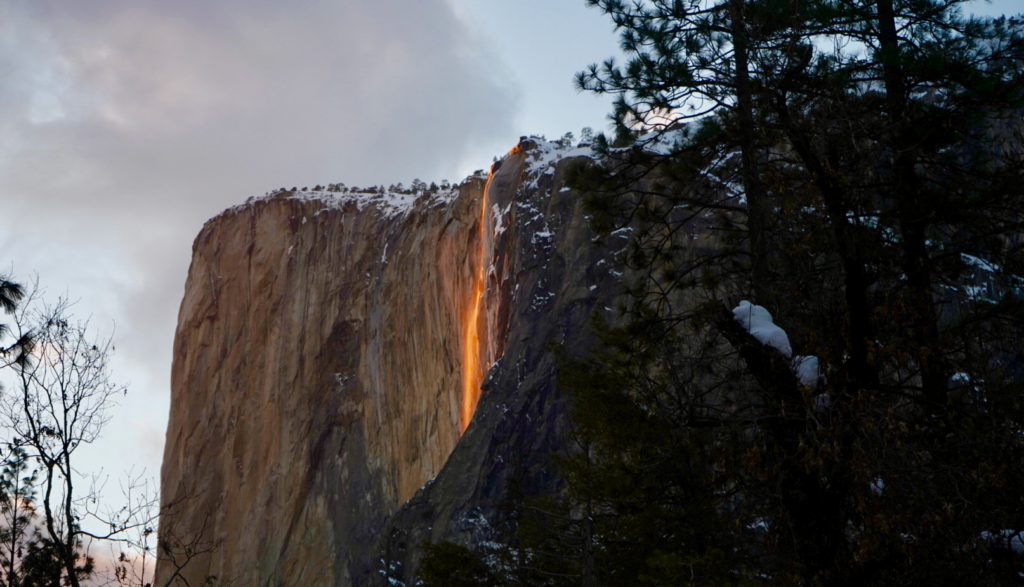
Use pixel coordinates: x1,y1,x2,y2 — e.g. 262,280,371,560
0,0,520,474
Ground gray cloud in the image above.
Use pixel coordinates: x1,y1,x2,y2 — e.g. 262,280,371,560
0,0,520,484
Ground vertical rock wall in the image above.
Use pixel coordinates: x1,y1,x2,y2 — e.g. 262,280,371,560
376,143,629,587
159,180,491,587
158,140,626,587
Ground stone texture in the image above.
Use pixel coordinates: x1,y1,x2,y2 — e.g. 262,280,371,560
159,181,491,587
375,143,629,587
158,140,627,587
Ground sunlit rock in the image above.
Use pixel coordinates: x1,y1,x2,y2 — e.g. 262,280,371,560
157,139,625,587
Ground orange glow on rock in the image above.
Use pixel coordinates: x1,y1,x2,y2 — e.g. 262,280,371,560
462,174,491,433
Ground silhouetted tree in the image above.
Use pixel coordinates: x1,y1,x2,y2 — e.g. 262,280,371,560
557,0,1024,584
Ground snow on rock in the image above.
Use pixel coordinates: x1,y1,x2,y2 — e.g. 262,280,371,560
209,186,461,229
521,137,596,190
281,187,453,219
493,203,507,236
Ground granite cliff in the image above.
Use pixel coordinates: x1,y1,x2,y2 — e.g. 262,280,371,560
157,139,627,587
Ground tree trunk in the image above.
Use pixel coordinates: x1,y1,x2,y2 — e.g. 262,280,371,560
730,0,773,307
875,0,948,408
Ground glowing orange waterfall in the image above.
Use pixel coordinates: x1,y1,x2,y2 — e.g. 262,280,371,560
461,174,491,432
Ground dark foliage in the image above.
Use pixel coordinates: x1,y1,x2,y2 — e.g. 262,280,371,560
419,0,1024,585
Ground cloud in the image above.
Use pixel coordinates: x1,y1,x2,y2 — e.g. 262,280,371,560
0,0,521,490
3,0,519,206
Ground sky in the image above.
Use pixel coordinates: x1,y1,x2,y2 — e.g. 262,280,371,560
0,0,1018,557
0,0,622,529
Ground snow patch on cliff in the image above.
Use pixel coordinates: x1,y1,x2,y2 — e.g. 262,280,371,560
519,138,596,191
283,187,459,218
210,186,461,229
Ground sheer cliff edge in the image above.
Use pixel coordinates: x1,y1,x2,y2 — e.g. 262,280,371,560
157,139,627,587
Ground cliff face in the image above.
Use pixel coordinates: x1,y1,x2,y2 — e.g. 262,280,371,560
158,140,626,587
376,142,630,587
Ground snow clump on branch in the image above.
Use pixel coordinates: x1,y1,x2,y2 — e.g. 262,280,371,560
732,301,819,388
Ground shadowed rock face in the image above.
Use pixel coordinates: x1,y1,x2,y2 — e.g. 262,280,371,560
158,140,626,587
374,143,629,587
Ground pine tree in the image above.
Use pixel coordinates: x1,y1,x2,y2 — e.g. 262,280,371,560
0,446,37,587
562,0,1024,585
0,278,31,369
